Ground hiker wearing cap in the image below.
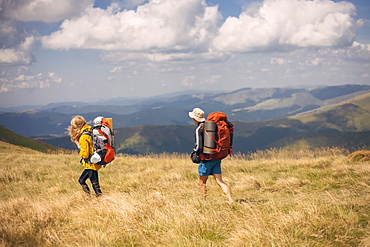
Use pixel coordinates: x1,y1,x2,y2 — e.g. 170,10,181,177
189,108,233,203
68,115,103,197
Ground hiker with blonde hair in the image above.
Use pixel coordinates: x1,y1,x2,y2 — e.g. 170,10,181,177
68,115,102,197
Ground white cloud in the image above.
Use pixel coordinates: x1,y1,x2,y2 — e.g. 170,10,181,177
41,0,220,52
48,72,63,83
270,57,289,65
110,66,123,73
3,0,94,23
205,75,220,84
0,67,62,93
353,42,370,51
212,0,363,52
40,0,364,61
100,50,227,63
181,75,196,87
304,42,370,63
346,42,370,60
0,36,36,65
0,18,37,65
309,58,323,66
0,0,368,97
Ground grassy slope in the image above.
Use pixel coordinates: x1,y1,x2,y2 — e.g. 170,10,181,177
267,131,370,151
0,125,62,152
264,92,370,150
291,92,370,131
0,143,369,246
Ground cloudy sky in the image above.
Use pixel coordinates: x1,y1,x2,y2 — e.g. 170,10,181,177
1,0,369,107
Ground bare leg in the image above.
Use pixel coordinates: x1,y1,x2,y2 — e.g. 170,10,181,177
213,174,233,203
198,176,208,200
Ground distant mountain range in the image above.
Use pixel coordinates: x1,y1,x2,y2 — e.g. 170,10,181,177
1,84,370,136
234,91,370,152
1,84,370,154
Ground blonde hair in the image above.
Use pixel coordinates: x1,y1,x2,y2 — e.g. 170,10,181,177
68,115,87,143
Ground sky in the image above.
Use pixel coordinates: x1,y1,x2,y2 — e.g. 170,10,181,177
0,0,369,107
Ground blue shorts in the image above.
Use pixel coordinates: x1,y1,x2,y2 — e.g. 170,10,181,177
198,160,222,176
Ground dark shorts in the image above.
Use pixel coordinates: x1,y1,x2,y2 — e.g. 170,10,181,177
198,160,222,176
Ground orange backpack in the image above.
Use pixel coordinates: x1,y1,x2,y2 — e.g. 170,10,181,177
199,112,234,161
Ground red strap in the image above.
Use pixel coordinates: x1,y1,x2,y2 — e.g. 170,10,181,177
204,129,219,145
97,128,112,148
203,147,218,152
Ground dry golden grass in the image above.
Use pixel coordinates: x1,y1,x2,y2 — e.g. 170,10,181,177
348,150,370,161
1,142,370,246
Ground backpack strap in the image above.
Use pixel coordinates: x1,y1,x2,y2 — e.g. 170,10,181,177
203,128,218,153
81,130,93,138
194,122,204,152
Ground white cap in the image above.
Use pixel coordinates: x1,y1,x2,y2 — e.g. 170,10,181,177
188,108,205,122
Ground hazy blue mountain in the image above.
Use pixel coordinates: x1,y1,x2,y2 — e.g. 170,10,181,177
1,84,369,138
30,90,370,154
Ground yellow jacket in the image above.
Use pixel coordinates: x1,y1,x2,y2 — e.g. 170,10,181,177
79,125,101,171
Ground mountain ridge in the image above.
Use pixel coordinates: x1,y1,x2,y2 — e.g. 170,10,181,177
28,90,370,154
1,84,370,154
1,84,369,137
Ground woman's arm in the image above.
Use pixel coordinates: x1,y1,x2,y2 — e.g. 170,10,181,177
79,134,91,159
